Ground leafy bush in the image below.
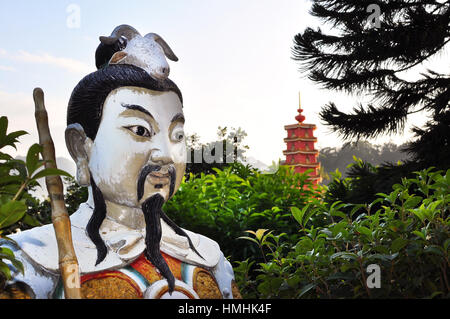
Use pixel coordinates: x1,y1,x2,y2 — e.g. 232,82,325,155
235,168,449,298
325,156,428,213
164,163,324,262
23,176,88,230
0,116,70,288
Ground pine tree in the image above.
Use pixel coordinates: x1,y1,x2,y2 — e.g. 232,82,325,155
292,0,450,172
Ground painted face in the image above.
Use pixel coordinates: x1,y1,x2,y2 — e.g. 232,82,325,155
87,86,186,207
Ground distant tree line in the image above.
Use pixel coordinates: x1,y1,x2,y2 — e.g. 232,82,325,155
318,141,411,183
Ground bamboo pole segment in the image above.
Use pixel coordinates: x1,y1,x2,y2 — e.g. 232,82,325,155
33,88,82,299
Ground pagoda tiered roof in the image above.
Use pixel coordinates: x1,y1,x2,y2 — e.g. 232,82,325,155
283,93,321,185
284,123,316,130
283,149,319,155
283,137,318,143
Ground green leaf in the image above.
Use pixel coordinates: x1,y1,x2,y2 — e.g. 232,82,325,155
428,291,443,299
390,238,408,253
10,258,24,275
412,230,426,241
444,238,450,252
0,247,22,274
6,130,28,141
0,260,11,280
356,226,372,238
0,175,23,186
0,201,27,229
26,144,43,177
237,236,260,246
303,209,317,228
31,167,72,180
0,152,12,161
291,206,306,226
410,208,425,223
330,252,358,261
0,117,8,141
8,159,27,179
297,283,317,298
367,254,392,262
255,229,269,241
0,247,15,260
21,213,41,227
424,245,444,256
404,196,423,209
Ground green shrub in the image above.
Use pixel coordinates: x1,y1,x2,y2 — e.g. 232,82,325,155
0,116,70,287
164,163,324,262
235,168,449,298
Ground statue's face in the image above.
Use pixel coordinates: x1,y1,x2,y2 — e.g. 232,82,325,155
87,86,186,207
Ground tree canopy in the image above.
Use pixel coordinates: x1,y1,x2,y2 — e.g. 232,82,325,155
292,0,450,170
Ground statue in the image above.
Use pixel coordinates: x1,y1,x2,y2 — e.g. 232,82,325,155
0,25,241,299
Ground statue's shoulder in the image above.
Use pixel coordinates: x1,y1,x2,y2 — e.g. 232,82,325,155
164,226,222,268
7,223,59,271
6,203,99,273
1,226,60,299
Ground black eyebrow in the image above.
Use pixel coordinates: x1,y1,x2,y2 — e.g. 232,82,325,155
171,113,185,124
121,104,154,120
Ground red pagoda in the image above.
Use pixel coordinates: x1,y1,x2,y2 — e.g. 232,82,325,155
283,94,321,186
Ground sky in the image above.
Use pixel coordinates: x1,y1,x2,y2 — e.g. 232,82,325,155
0,0,447,166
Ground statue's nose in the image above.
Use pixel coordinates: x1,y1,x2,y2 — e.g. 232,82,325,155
150,148,173,165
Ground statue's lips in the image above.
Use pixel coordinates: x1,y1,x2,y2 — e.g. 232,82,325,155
147,172,170,185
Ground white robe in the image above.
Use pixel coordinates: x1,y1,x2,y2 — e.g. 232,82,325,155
1,202,235,299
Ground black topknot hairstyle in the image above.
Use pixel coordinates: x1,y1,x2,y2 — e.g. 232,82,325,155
67,63,183,140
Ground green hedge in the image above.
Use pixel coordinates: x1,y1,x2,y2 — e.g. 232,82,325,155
164,163,323,262
234,168,450,298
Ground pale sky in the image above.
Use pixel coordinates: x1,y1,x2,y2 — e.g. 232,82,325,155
0,0,446,166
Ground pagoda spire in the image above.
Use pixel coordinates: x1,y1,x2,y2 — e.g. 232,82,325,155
295,92,306,123
283,92,321,186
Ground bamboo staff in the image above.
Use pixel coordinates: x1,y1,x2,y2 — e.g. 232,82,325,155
33,88,82,299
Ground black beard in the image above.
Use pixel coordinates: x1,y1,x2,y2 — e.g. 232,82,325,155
142,194,175,293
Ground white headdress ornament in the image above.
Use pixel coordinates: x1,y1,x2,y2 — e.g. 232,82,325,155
97,24,178,80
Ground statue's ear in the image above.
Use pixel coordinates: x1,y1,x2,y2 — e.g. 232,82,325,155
65,124,93,186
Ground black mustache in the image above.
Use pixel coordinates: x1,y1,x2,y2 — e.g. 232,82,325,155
137,164,177,201
137,165,161,201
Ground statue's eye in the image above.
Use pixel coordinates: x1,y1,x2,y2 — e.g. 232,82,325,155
171,130,185,142
127,125,152,138
175,131,184,141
